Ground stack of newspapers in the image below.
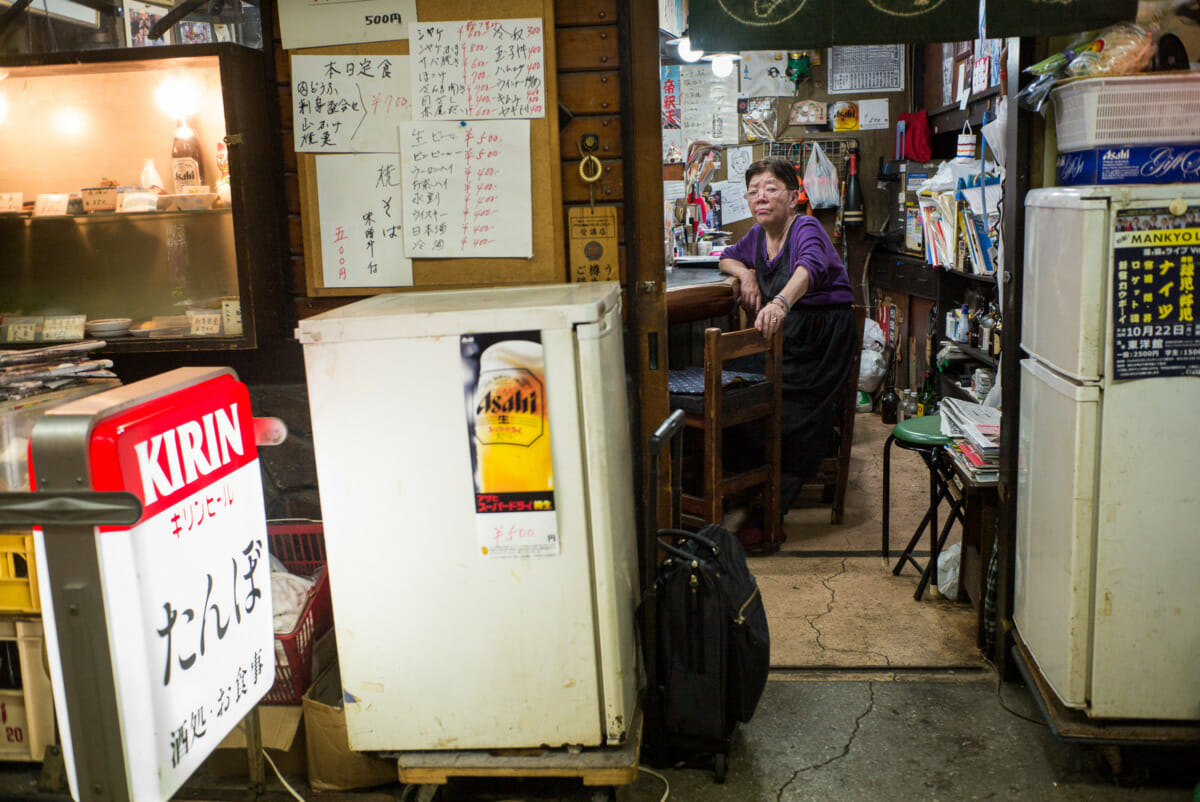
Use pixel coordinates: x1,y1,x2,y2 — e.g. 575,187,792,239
0,341,115,401
939,398,1000,483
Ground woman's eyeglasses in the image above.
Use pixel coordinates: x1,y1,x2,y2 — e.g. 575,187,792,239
744,184,789,201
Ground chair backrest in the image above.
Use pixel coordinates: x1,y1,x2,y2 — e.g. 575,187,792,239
702,326,781,400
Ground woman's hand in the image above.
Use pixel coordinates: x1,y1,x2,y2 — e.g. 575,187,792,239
739,274,762,317
755,297,787,340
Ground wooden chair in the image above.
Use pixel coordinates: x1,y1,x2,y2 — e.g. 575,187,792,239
667,327,782,549
806,304,866,524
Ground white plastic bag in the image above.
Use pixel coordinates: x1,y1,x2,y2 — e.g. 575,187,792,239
862,318,885,352
804,143,839,209
858,349,887,393
937,542,961,600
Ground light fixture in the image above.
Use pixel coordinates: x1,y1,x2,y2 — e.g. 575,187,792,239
0,94,7,126
675,36,704,62
704,53,740,77
155,76,201,120
54,108,87,136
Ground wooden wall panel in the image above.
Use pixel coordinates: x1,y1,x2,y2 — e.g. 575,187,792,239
556,27,618,72
558,72,620,114
559,116,622,159
562,159,623,203
554,0,615,26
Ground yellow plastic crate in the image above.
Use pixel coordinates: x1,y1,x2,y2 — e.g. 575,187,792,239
0,617,55,761
0,533,39,615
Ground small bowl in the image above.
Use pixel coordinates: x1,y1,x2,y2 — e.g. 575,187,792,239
85,317,133,337
175,193,217,211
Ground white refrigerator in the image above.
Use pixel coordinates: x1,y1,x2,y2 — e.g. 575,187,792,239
296,282,640,749
1016,185,1200,721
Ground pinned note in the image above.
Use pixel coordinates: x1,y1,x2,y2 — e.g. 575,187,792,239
279,0,416,50
409,19,546,120
316,153,413,287
399,120,531,258
292,55,411,153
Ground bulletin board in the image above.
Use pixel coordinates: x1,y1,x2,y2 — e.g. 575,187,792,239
296,0,564,296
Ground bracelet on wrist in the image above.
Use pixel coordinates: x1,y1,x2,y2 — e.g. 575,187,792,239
771,295,791,313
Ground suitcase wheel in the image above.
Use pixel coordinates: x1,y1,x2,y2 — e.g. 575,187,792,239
714,752,728,784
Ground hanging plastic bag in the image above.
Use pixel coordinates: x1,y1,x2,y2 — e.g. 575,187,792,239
804,143,839,209
937,542,961,600
858,349,887,393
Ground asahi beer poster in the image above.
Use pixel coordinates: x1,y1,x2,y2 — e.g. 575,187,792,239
1112,206,1200,380
461,331,558,558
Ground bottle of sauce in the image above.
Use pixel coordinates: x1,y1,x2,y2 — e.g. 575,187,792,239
917,370,935,417
172,120,203,193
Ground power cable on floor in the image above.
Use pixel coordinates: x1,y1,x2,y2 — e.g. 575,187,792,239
637,765,671,801
263,748,307,801
994,672,1044,726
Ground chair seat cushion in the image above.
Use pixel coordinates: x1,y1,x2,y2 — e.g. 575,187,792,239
668,366,770,414
892,414,951,446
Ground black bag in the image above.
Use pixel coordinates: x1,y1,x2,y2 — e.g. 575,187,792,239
646,525,770,733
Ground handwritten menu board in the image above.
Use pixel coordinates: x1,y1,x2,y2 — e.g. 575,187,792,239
409,19,546,120
292,55,412,153
279,0,417,50
316,153,413,287
399,120,532,258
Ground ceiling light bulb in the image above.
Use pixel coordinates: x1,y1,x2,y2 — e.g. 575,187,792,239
677,37,704,62
711,53,735,77
0,94,7,125
54,108,87,136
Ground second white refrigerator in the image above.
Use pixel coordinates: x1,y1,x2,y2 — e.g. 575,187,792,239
1017,184,1200,721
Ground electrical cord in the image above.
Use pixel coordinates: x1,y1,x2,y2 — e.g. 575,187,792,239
262,748,306,802
637,765,671,802
993,670,1044,726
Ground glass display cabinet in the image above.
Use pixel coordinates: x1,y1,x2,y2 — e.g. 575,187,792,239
0,43,285,353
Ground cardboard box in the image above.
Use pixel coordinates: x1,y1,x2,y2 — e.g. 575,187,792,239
303,664,397,791
1056,144,1200,186
205,705,306,778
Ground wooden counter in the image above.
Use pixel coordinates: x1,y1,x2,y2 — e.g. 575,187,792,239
665,266,738,323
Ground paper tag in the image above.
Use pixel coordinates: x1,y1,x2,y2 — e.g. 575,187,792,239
221,299,243,336
42,315,87,341
0,193,22,213
189,311,222,336
972,57,990,96
33,194,70,216
567,206,620,283
5,317,41,342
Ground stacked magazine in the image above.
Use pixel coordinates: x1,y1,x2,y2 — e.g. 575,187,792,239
0,341,116,401
939,398,1000,483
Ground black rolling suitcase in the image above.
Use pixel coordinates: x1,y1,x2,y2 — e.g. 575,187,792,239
637,411,770,783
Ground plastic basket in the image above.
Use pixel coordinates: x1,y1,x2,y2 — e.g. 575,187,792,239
1053,74,1200,152
263,523,333,705
0,534,40,614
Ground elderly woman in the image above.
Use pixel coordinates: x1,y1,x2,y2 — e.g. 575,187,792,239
719,156,856,547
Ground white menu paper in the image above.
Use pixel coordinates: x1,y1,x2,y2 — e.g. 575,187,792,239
316,153,413,287
409,19,546,120
278,0,416,50
399,120,532,258
680,64,738,147
292,55,411,153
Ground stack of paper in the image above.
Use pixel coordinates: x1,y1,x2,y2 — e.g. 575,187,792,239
0,341,115,401
939,398,1000,482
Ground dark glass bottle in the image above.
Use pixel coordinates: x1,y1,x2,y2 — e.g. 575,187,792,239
843,145,864,226
880,349,899,424
172,120,203,193
917,370,935,417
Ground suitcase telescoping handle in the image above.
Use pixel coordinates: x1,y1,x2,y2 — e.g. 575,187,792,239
643,410,686,590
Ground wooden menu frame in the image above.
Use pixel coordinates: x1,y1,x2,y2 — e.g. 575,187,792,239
296,0,564,296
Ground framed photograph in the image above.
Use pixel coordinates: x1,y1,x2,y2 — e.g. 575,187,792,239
178,20,213,44
124,0,173,47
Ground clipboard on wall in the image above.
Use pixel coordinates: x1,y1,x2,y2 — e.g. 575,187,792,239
294,0,565,296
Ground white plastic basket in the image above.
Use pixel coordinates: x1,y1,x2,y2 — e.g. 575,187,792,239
1052,73,1200,152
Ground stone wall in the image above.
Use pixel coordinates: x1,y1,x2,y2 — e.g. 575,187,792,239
248,383,321,521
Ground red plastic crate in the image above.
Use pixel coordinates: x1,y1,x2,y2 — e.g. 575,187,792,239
262,523,333,705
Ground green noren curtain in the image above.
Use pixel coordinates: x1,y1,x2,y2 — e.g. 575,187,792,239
688,0,1138,52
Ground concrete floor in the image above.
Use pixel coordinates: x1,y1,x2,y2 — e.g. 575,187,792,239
3,415,1197,800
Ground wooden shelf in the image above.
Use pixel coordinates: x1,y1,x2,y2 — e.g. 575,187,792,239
939,266,997,285
941,339,998,368
928,85,1002,136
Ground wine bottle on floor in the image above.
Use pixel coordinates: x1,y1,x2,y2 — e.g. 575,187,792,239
880,348,899,424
